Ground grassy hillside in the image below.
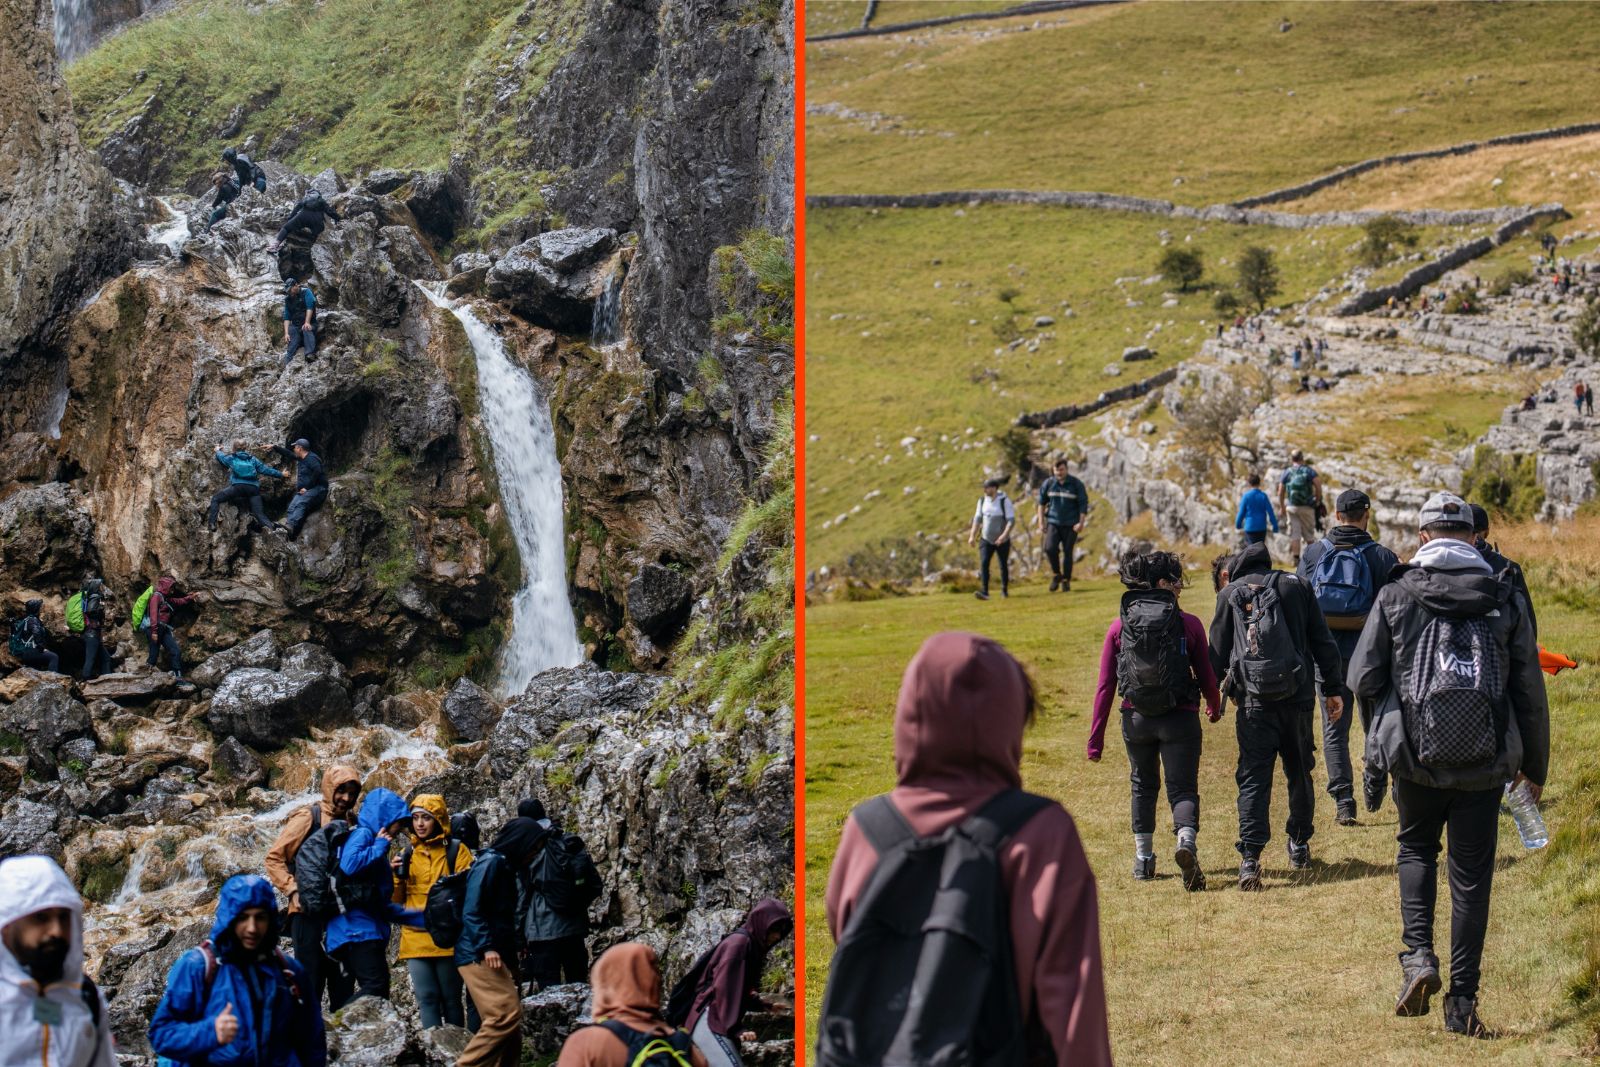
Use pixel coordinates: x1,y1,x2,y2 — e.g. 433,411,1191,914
804,547,1600,1062
805,1,1600,200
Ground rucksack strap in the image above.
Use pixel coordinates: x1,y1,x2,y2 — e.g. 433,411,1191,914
273,948,305,1004
852,795,916,857
446,838,462,874
959,789,1051,851
80,977,102,1030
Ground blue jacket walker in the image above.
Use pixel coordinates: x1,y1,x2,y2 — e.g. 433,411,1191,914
326,787,426,953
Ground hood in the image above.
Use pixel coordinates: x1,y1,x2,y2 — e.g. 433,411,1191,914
1231,541,1273,578
1412,538,1493,575
154,577,176,595
591,942,668,1035
0,856,84,988
742,897,793,943
321,764,362,819
894,632,1028,795
1393,562,1510,618
489,816,547,865
209,874,280,955
357,786,410,834
517,797,547,821
410,793,449,840
1327,524,1374,548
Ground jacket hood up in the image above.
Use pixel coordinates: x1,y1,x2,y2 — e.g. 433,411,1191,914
320,764,362,819
410,793,449,840
209,874,280,955
894,631,1028,797
591,942,671,1036
0,855,85,988
742,897,792,943
154,576,177,596
1231,540,1273,578
1392,563,1510,618
490,816,547,865
357,786,410,834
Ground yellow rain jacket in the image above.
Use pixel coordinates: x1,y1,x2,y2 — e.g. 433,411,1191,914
393,793,473,960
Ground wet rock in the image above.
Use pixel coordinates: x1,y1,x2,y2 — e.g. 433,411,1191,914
211,736,267,793
443,677,500,741
190,630,282,688
1,683,93,778
59,737,97,767
0,667,61,703
105,919,209,1057
446,252,493,298
0,756,25,799
207,667,353,750
625,563,693,641
91,923,173,994
380,224,441,282
486,229,618,331
80,671,175,703
404,169,465,245
280,642,351,688
488,665,663,774
0,484,102,593
0,797,66,859
328,994,412,1065
520,983,592,1056
359,168,414,196
418,1024,472,1066
375,693,429,729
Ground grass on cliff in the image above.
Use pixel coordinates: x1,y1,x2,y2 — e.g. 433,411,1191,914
804,544,1600,1061
805,1,1600,200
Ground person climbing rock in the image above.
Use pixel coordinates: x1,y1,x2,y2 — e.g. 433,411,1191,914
148,874,325,1067
144,576,199,683
206,169,242,228
282,438,327,540
1036,458,1090,592
281,279,318,367
74,577,112,680
326,786,426,1003
264,764,362,1010
457,817,552,1067
556,943,707,1067
1276,451,1323,566
967,479,1015,601
268,189,341,254
522,803,601,991
685,899,792,1067
222,146,267,194
1235,472,1278,545
394,793,477,1032
208,438,284,534
9,598,59,673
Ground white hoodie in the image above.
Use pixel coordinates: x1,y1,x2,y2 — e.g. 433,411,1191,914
1411,537,1493,575
0,856,114,1067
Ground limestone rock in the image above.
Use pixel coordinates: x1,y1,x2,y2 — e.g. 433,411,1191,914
211,736,268,793
520,983,592,1056
443,677,500,742
207,667,352,750
0,668,62,703
1,683,93,778
328,994,411,1065
625,563,693,642
486,229,619,331
418,1025,471,1066
280,642,351,688
0,484,101,593
0,797,67,860
190,631,282,689
80,672,175,704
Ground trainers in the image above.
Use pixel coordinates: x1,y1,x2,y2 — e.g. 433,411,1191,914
1061,578,1071,591
1287,839,1311,869
1443,994,1490,1038
1175,830,1205,892
974,590,989,601
1132,854,1155,881
1364,771,1387,814
1395,952,1442,1017
1336,798,1358,826
1000,587,1009,598
1238,854,1262,891
1049,575,1061,592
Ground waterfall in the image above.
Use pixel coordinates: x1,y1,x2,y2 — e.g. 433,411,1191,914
590,263,625,345
52,0,98,63
148,196,191,256
416,284,583,695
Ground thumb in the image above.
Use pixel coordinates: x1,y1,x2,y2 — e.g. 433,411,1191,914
221,1002,236,1017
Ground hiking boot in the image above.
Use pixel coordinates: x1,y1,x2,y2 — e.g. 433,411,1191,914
974,590,989,601
1174,829,1205,892
1000,587,1009,598
1287,839,1310,870
1060,578,1071,591
1336,798,1358,826
1132,854,1155,881
1364,771,1387,814
1395,952,1441,1017
1443,995,1490,1038
1049,575,1061,592
1238,854,1262,891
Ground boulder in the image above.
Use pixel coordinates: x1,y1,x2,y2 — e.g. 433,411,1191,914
190,630,281,689
418,1025,471,1067
0,484,101,592
446,252,492,298
0,797,66,859
486,229,618,331
1,683,93,777
359,168,414,196
404,169,464,244
328,994,411,1065
442,677,500,741
0,756,25,799
520,983,592,1056
0,667,61,703
280,643,351,689
537,228,618,273
625,563,693,641
79,671,175,703
91,923,173,994
211,736,267,792
1122,345,1156,361
105,919,209,1056
206,668,352,750
380,224,441,282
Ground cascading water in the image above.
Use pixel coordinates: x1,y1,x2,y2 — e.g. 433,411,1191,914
416,284,583,695
591,264,625,345
148,196,191,256
52,0,95,62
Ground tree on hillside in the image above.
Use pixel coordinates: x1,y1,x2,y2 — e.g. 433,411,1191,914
1157,247,1204,292
1574,296,1600,360
1236,246,1281,313
1174,365,1274,480
1359,214,1420,268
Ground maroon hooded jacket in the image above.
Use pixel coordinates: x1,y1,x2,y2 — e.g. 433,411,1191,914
824,631,1113,1067
688,897,792,1036
147,577,195,629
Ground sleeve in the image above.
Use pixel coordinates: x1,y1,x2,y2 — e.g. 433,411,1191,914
215,451,230,469
1506,593,1550,786
1267,497,1278,532
1235,496,1246,529
265,807,313,897
1346,591,1395,701
254,458,284,479
304,289,317,309
1073,478,1088,511
1512,563,1538,636
1300,583,1343,692
386,901,427,927
1038,480,1050,508
458,861,493,962
147,951,221,1061
339,827,388,875
972,498,984,525
1207,590,1233,681
1186,614,1221,713
1003,495,1016,523
1086,625,1119,760
824,816,868,941
701,937,749,1035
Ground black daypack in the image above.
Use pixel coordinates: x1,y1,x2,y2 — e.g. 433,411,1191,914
450,812,481,851
82,580,104,622
815,789,1052,1067
293,813,353,918
1226,573,1304,704
1116,589,1196,714
416,839,469,949
535,832,602,915
1403,605,1506,769
663,931,750,1028
599,1020,697,1067
9,616,40,656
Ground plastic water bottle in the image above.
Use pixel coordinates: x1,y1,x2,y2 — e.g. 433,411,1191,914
1503,780,1549,850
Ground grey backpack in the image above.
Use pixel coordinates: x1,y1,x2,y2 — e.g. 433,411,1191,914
1405,610,1504,768
1226,573,1304,704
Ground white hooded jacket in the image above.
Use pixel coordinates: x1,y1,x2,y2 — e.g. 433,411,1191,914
0,856,114,1067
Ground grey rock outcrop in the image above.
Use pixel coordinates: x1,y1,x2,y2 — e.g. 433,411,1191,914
206,666,352,749
486,228,619,331
1,683,93,778
442,676,499,741
328,995,410,1065
626,563,693,641
190,630,282,688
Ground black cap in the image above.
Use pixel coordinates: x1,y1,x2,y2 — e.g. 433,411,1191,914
223,147,236,162
283,277,297,291
24,599,42,614
1469,503,1490,533
1335,489,1370,516
291,438,311,450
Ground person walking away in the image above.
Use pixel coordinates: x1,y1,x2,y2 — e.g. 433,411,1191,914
1235,473,1278,546
145,576,198,682
0,856,115,1067
281,280,318,367
268,190,341,254
684,900,792,1067
1036,459,1090,592
326,787,425,1003
208,439,285,533
264,764,362,1010
72,577,112,680
1209,540,1343,889
820,632,1112,1067
10,599,59,673
456,818,550,1067
393,794,477,1031
1086,551,1222,889
1276,451,1323,566
1587,383,1595,417
282,439,327,540
206,171,242,229
1297,489,1399,823
1349,492,1548,1036
148,874,325,1066
559,943,706,1067
522,812,602,991
223,146,267,194
1469,504,1535,637
967,479,1015,601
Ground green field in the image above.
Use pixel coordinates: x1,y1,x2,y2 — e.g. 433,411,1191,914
804,564,1600,1063
805,1,1600,201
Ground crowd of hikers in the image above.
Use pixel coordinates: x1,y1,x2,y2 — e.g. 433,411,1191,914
5,765,793,1066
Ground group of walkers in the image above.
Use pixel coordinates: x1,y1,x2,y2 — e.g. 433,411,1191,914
10,574,200,683
5,763,792,1067
967,458,1090,599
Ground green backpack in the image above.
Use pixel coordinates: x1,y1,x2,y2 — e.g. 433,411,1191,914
1285,466,1315,507
131,586,155,632
65,592,85,633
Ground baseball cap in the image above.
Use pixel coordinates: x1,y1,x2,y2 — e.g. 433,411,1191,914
1418,491,1472,530
292,438,311,450
1335,489,1370,515
1468,503,1490,533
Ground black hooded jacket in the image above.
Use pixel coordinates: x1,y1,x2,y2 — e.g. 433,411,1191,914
1477,538,1536,636
1208,541,1343,708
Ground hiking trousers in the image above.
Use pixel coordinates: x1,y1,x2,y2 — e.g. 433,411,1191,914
406,956,478,1030
290,911,353,1010
692,1012,745,1067
1241,529,1268,545
523,934,589,988
81,628,111,680
1393,778,1500,999
1121,708,1201,835
1234,700,1316,856
19,649,59,673
459,961,522,1067
286,486,327,536
1042,522,1078,581
978,539,1010,595
333,938,390,1003
284,324,317,365
208,483,271,530
146,623,183,677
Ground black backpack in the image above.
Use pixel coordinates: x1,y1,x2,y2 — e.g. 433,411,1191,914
534,832,602,915
599,1020,697,1067
1225,573,1305,704
1403,601,1506,769
82,580,104,622
413,839,469,949
1116,589,1196,714
815,789,1051,1067
451,812,481,851
9,616,40,656
663,931,749,1028
293,813,357,919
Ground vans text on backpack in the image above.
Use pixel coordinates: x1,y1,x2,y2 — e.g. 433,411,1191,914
1226,574,1303,703
1117,588,1199,714
815,789,1051,1067
1403,604,1506,770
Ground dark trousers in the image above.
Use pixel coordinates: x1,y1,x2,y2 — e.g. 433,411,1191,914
1122,709,1201,835
81,628,111,680
208,483,271,530
1321,677,1361,802
523,935,589,988
978,540,1010,595
284,324,317,365
1235,701,1316,856
407,956,479,1031
1042,523,1078,580
19,648,59,673
286,486,327,536
334,938,391,1003
290,912,353,1010
1393,778,1500,998
1242,529,1268,545
146,623,183,677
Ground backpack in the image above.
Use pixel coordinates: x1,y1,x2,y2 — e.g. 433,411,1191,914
533,832,601,916
131,585,155,632
1404,609,1505,769
663,935,746,1028
599,1020,697,1067
1115,589,1196,715
407,838,468,949
1225,573,1305,704
251,162,267,189
229,453,259,481
9,616,39,656
1285,465,1315,507
293,813,351,919
815,790,1051,1067
450,812,481,851
65,592,84,633
1308,541,1380,629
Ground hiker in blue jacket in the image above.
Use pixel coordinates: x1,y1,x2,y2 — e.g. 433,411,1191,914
326,787,425,1004
1235,473,1278,545
207,438,285,534
148,874,325,1067
281,279,318,367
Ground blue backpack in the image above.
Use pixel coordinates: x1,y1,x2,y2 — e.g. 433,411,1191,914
229,453,258,481
1308,541,1379,629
